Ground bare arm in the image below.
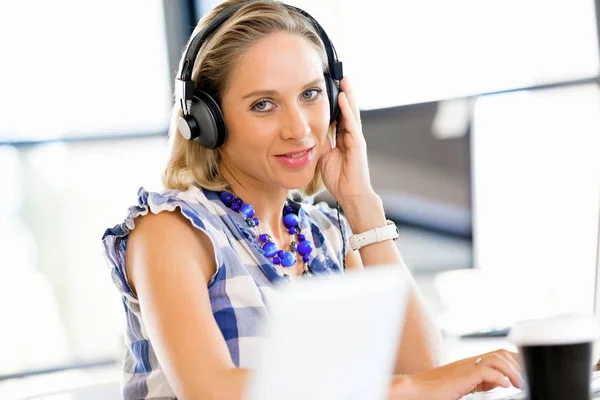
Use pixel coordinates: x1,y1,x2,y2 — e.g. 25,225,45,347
341,193,443,374
126,211,248,400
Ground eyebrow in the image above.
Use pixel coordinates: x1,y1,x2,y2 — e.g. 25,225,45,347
241,77,325,100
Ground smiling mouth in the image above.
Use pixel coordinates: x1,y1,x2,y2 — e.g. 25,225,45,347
277,147,314,158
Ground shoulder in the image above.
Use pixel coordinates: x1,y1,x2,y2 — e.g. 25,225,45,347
101,186,227,299
102,186,223,241
129,207,204,243
126,208,218,296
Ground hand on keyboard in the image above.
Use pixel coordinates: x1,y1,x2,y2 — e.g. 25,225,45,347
462,370,600,399
401,349,523,400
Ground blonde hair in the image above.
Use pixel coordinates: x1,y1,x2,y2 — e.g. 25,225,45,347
163,0,335,199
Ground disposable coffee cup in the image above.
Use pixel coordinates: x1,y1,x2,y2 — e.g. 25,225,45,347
509,314,600,400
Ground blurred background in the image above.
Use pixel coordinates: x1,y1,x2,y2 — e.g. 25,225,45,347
1,0,600,398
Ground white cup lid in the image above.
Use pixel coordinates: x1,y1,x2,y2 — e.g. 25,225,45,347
509,314,600,346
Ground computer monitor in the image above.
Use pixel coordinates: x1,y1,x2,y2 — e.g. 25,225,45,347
471,82,600,318
594,193,600,315
593,191,600,368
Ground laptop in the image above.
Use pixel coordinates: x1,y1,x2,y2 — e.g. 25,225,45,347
244,265,409,400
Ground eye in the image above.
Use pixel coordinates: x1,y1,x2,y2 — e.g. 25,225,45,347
251,100,275,113
301,89,322,101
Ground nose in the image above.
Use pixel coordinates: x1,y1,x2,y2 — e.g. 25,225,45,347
280,104,310,141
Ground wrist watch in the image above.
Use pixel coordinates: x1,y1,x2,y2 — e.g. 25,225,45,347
348,220,399,251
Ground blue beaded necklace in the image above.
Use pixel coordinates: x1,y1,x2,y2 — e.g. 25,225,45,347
219,191,314,280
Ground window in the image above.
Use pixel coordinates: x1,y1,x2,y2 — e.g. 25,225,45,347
0,0,177,377
288,0,599,109
0,0,172,142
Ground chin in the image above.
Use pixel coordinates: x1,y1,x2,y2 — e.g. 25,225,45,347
278,173,315,191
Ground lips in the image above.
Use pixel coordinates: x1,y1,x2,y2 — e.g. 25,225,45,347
274,146,315,168
276,146,315,157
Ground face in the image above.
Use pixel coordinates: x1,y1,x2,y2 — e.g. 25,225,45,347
219,31,330,191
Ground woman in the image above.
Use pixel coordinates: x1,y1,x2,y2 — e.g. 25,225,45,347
102,1,523,399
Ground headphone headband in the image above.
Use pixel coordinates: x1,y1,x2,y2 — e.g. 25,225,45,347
179,2,248,82
176,1,343,115
292,7,343,80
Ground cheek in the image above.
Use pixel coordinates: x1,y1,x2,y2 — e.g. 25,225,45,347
223,114,279,155
313,101,331,137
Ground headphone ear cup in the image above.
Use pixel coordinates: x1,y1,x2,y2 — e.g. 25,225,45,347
196,91,227,148
324,72,340,124
179,90,227,149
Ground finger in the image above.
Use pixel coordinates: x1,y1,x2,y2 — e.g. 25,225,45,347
483,349,522,374
339,77,358,114
480,366,511,390
485,349,520,361
337,93,366,151
484,354,524,389
479,379,511,393
339,77,361,126
489,350,523,382
499,350,523,376
487,350,521,376
333,126,348,153
338,92,360,136
507,350,523,367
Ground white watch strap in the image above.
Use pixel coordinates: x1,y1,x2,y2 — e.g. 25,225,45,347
348,220,399,251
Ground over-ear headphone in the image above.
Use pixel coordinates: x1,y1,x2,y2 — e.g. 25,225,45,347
175,1,344,149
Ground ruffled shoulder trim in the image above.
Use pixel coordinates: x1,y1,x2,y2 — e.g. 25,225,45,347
101,186,227,301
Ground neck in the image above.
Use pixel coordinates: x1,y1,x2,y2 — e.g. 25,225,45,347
220,166,290,243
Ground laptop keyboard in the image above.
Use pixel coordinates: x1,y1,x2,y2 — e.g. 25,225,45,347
462,371,600,399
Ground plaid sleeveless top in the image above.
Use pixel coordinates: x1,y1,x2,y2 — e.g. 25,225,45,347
101,185,351,399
